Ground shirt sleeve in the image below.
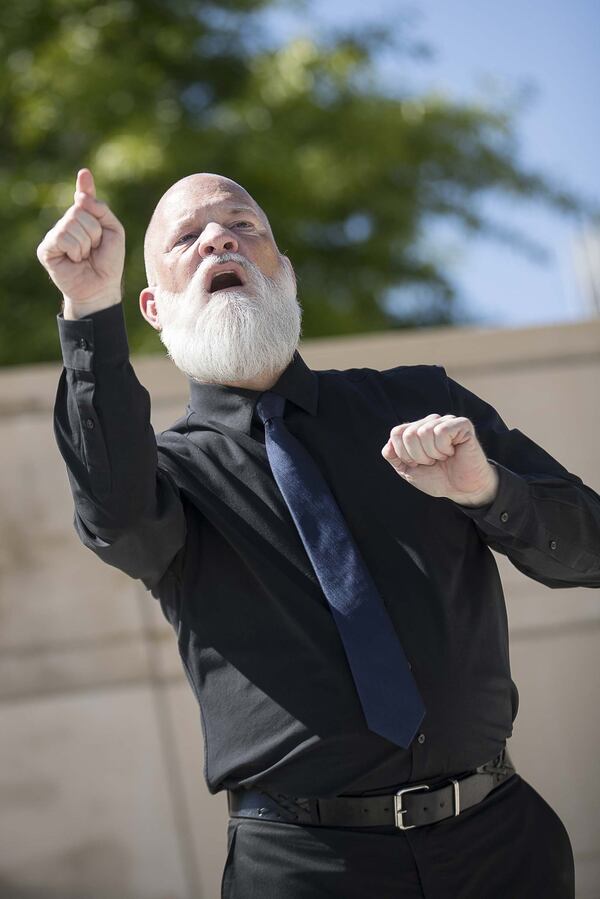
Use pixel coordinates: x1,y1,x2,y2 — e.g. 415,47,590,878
53,303,186,591
442,370,600,589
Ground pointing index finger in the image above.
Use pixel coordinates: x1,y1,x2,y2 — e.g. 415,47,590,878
75,168,96,200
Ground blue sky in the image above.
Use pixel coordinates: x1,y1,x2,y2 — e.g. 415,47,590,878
262,0,599,327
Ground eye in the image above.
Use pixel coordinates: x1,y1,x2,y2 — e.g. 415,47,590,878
174,233,197,246
231,220,254,230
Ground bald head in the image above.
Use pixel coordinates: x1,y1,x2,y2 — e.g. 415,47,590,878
138,171,300,390
143,172,274,287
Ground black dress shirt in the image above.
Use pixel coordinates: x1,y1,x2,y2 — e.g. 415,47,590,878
54,303,600,799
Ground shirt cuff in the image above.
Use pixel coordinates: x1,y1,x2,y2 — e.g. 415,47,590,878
450,460,531,536
57,303,129,371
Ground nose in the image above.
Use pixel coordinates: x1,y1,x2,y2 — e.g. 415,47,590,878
197,222,238,258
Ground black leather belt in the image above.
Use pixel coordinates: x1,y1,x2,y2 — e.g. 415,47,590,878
227,747,516,831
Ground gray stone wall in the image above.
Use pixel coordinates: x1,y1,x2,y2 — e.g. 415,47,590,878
1,317,599,898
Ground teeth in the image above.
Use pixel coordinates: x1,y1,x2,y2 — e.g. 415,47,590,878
209,270,235,282
209,269,243,293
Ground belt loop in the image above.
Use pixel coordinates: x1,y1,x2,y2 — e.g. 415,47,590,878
449,778,460,816
308,798,321,825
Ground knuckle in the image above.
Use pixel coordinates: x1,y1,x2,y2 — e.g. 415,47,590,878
56,219,73,238
45,233,60,253
60,227,78,245
86,223,102,241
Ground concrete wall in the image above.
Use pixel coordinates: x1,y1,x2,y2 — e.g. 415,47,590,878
1,317,599,898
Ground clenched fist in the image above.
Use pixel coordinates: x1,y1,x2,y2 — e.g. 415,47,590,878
36,169,125,320
381,413,499,507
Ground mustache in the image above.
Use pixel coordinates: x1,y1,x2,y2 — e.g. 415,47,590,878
193,251,260,293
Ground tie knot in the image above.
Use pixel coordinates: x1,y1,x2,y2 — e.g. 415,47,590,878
255,391,286,425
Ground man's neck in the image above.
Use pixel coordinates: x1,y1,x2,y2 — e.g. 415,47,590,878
223,367,285,391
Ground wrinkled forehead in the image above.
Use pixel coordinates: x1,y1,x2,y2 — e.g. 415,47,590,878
155,174,267,232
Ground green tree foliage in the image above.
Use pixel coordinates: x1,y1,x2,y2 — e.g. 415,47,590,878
0,0,580,365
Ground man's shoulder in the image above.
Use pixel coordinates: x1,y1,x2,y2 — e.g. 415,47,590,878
312,360,448,386
155,412,199,465
311,362,451,419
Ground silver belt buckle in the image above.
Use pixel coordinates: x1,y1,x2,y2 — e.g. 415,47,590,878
394,783,430,830
395,778,462,830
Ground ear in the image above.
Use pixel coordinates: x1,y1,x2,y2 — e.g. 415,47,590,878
139,287,161,331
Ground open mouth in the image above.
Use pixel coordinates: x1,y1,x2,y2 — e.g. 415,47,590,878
209,270,244,293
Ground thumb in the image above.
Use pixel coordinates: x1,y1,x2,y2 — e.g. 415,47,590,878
75,168,96,200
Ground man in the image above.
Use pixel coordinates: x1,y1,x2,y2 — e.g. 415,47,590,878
38,168,599,898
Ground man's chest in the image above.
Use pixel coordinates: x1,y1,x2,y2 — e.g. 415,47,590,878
158,385,461,577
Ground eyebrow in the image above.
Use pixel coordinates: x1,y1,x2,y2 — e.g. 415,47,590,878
167,205,261,241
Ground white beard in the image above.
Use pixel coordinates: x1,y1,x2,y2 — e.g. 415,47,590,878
153,252,302,385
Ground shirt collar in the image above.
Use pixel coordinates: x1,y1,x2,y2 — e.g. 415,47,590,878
186,350,319,434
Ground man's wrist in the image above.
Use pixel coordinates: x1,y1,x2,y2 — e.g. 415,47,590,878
451,463,500,508
62,294,122,321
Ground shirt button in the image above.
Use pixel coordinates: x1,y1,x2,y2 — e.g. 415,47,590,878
78,338,88,350
549,539,557,550
84,418,95,430
500,511,509,523
417,733,426,744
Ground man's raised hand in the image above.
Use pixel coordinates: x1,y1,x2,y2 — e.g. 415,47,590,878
381,413,499,507
36,169,125,319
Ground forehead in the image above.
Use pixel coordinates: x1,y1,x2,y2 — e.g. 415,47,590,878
157,176,263,230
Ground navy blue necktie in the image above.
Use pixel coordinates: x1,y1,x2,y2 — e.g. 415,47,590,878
256,391,426,748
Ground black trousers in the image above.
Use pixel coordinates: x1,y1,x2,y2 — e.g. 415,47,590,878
221,775,575,898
